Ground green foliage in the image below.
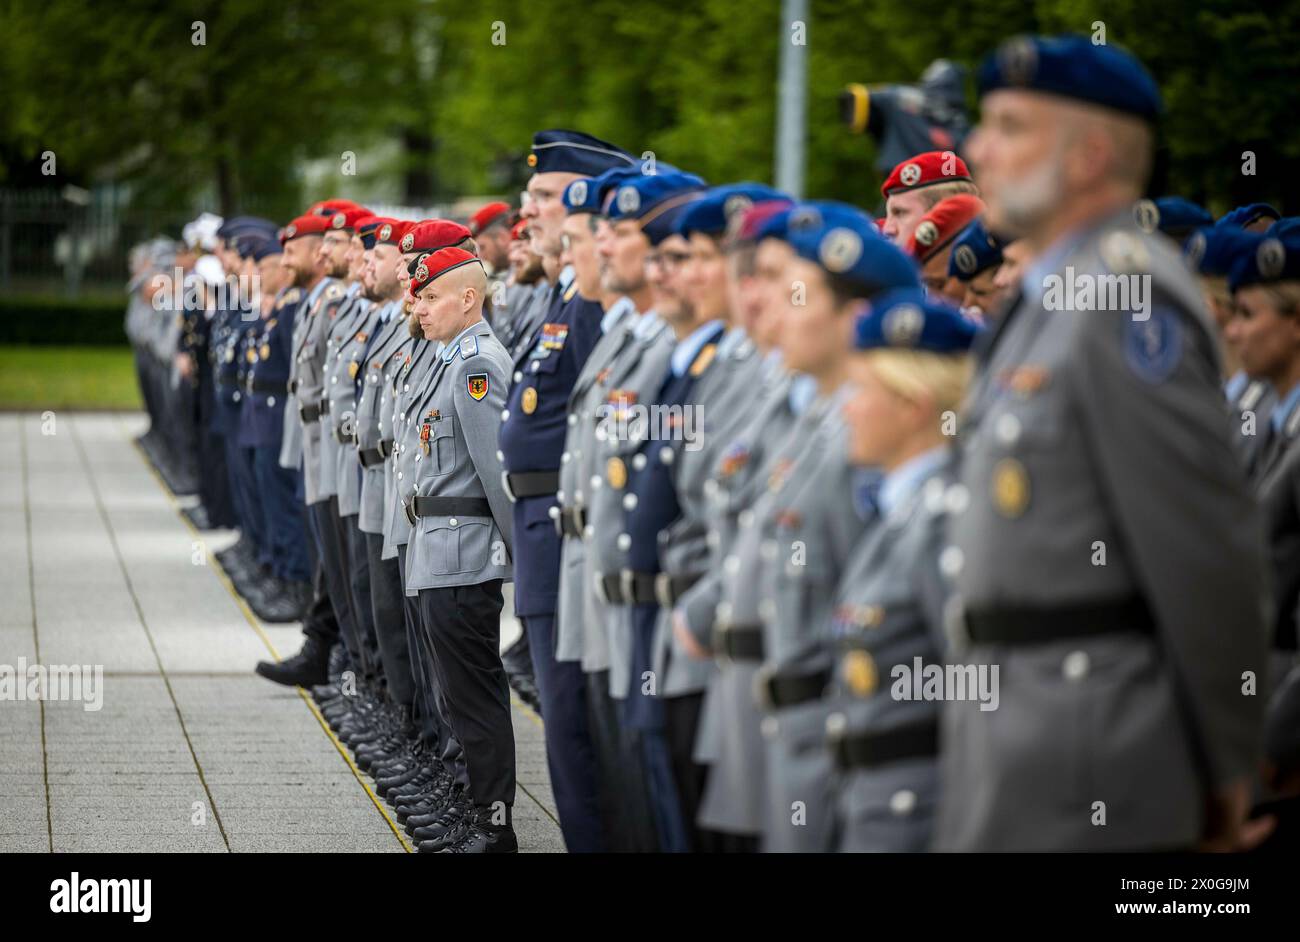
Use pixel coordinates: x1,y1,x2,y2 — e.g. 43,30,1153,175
1,0,1296,217
0,295,129,345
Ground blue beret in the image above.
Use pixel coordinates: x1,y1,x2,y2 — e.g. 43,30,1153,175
978,35,1161,123
1217,203,1280,230
947,219,1004,281
1227,232,1300,291
217,216,277,240
675,183,789,237
563,168,640,215
1269,217,1300,239
528,129,636,176
854,287,982,353
1185,224,1260,277
1144,197,1213,242
238,234,283,261
779,201,921,298
606,170,708,245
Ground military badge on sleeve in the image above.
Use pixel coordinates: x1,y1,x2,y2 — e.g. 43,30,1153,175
1124,307,1183,384
467,373,489,401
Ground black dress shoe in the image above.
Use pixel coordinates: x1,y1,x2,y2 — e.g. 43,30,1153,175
439,818,518,854
251,579,308,623
254,637,330,688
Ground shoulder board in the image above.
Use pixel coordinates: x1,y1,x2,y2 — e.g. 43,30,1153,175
326,283,344,301
459,334,480,360
1239,380,1266,412
563,282,579,302
689,343,718,377
1098,229,1152,276
1287,403,1300,441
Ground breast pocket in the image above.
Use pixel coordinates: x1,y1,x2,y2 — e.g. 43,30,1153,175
418,517,492,574
419,417,457,476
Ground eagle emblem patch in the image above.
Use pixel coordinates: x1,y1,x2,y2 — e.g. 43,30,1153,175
467,373,489,401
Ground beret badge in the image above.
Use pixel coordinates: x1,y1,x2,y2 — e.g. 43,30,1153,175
787,206,823,233
818,228,863,273
378,224,392,242
723,194,754,220
568,179,589,206
883,304,925,347
914,220,940,247
415,262,429,282
400,233,414,252
616,186,641,214
1133,199,1160,234
954,244,978,275
899,163,922,187
998,36,1038,86
331,212,346,229
284,224,297,239
527,153,538,168
1258,238,1287,280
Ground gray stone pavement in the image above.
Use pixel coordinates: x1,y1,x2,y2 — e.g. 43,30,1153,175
0,411,562,853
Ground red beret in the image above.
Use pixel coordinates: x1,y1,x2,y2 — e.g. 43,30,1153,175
375,220,413,246
735,199,794,243
510,219,529,241
906,194,986,263
881,150,972,199
326,206,374,233
279,213,332,244
400,219,473,254
309,199,363,217
408,247,483,298
469,202,512,237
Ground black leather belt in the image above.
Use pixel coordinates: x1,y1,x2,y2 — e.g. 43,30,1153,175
334,424,356,445
756,667,830,710
964,596,1153,646
713,623,765,661
299,401,324,423
249,378,286,394
405,496,493,525
597,572,625,605
359,446,386,468
557,505,586,538
505,470,559,499
378,439,394,458
828,719,939,772
318,398,331,416
654,571,703,608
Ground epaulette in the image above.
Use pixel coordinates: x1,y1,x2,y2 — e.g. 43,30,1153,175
689,343,718,377
459,334,480,360
1099,229,1152,275
276,287,302,310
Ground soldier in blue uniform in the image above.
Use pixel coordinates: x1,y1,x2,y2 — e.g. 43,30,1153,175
499,129,637,852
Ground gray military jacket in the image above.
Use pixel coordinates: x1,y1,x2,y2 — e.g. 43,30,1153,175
287,279,343,503
403,319,515,593
554,297,639,664
356,303,412,535
936,209,1269,851
318,292,368,501
824,449,953,852
330,298,378,518
381,337,441,561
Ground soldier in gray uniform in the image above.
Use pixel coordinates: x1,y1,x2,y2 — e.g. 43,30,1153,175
821,289,980,852
936,36,1269,852
744,202,920,853
400,246,518,854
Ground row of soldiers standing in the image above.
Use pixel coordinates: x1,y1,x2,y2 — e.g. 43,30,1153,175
127,32,1300,853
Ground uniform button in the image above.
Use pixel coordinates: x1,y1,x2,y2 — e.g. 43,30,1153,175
397,472,403,480
561,451,571,463
617,533,631,551
514,371,523,383
632,454,647,471
549,505,561,521
945,483,971,515
939,546,964,577
583,525,594,540
825,712,847,736
567,414,577,427
267,396,276,407
724,555,740,574
1063,650,1090,681
449,518,458,527
496,450,504,462
501,409,510,421
889,790,917,816
415,453,421,462
590,475,602,490
660,446,674,465
923,477,946,513
623,493,638,511
995,413,1021,446
332,377,337,384
557,489,566,503
404,384,410,392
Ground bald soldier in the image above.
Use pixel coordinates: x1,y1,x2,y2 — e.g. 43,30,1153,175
937,35,1269,852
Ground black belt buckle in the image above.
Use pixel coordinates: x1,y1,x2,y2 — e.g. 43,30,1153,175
378,439,393,458
654,572,674,609
619,569,637,606
404,500,417,526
